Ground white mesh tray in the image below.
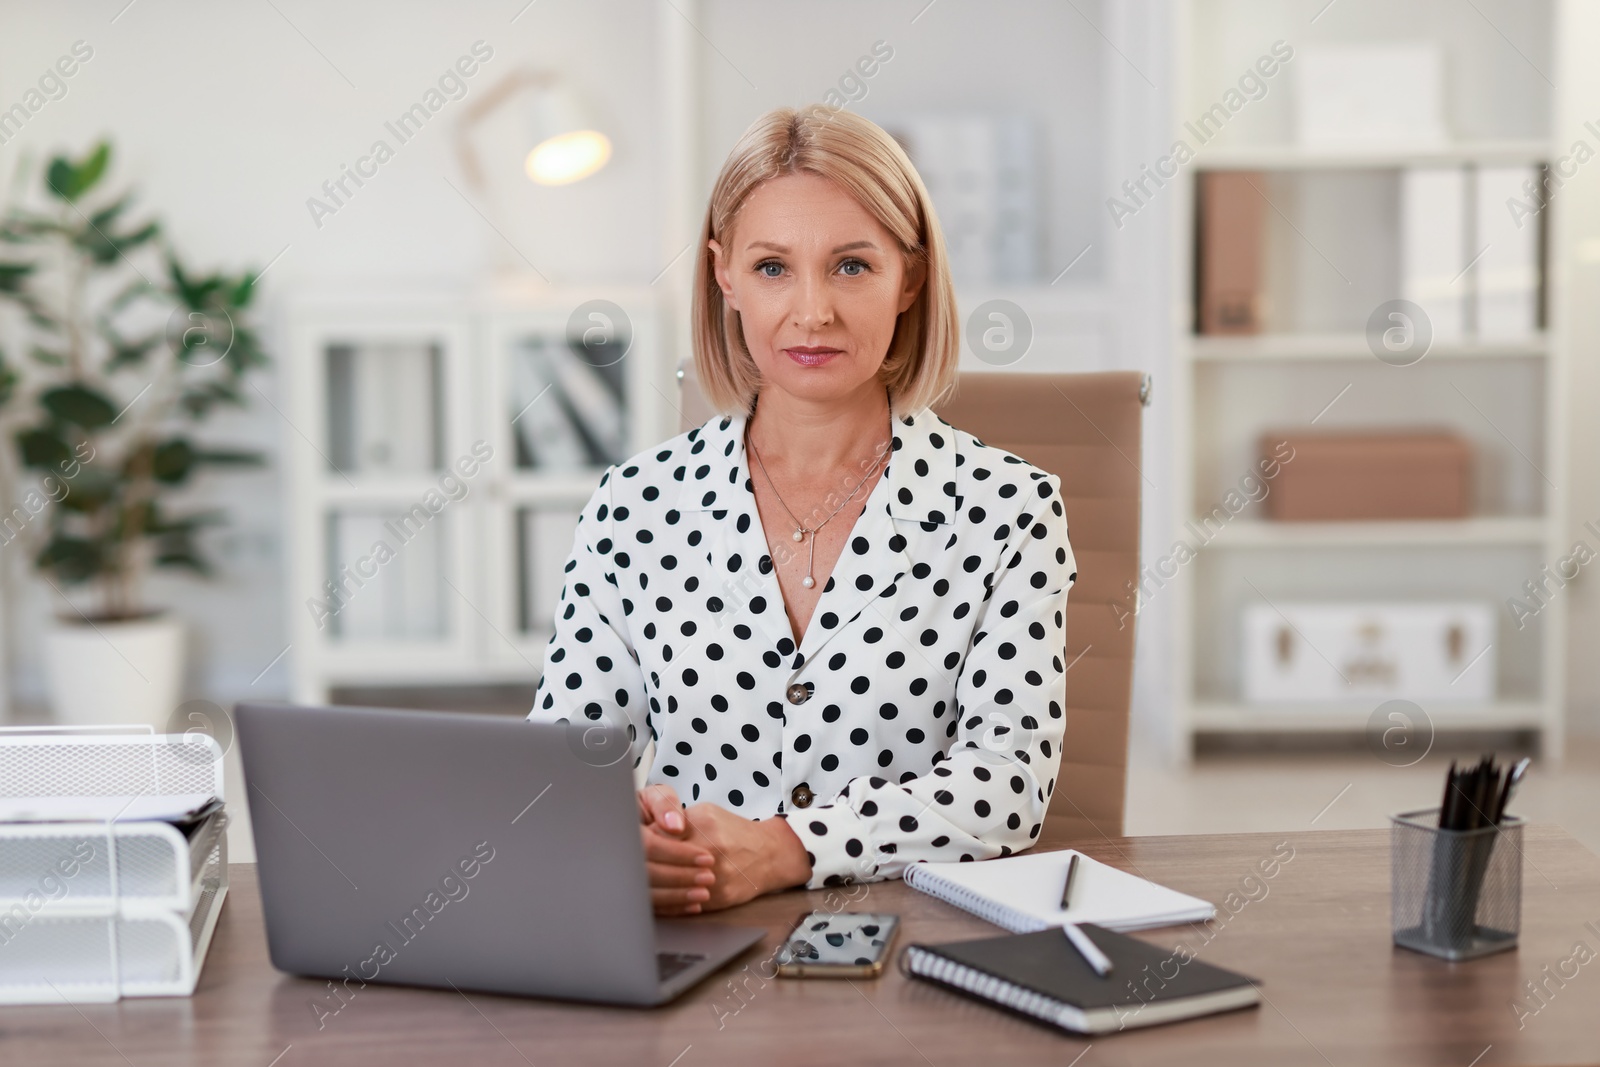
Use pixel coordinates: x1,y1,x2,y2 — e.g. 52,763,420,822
0,838,227,1002
0,729,230,1002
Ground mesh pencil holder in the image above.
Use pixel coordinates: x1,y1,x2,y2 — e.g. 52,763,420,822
1390,806,1523,961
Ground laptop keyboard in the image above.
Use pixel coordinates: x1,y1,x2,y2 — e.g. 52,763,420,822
657,951,707,982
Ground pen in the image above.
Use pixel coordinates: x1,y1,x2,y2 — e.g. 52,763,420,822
1060,852,1079,910
1062,922,1113,978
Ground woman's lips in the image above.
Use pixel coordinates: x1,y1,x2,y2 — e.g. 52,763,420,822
785,347,842,367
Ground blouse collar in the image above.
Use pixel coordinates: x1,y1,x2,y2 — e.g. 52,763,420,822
670,399,959,528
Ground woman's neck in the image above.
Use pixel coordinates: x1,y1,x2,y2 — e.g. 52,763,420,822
746,384,892,482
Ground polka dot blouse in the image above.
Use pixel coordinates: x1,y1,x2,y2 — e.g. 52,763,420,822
528,403,1076,890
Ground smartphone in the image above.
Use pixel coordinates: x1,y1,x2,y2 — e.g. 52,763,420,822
774,911,900,978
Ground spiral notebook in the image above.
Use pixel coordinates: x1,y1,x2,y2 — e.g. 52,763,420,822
902,849,1215,932
901,924,1261,1035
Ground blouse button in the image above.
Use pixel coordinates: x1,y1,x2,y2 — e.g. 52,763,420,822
786,683,810,705
790,785,814,809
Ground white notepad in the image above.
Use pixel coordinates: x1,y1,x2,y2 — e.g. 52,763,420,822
903,849,1216,933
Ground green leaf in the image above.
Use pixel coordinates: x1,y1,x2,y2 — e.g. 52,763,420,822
55,468,117,512
16,427,73,469
83,219,158,265
2,213,73,241
87,195,131,232
166,258,223,309
179,380,244,419
154,543,211,576
0,261,32,294
41,384,118,429
0,352,16,407
108,278,153,311
30,346,67,367
149,509,226,534
24,304,59,332
44,159,75,202
36,535,100,584
45,142,110,203
194,448,264,467
229,272,257,308
150,438,194,484
103,331,162,373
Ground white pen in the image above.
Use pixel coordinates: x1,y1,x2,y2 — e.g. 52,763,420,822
1062,922,1114,977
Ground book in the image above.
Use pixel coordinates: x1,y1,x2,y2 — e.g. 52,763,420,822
902,849,1215,933
1474,165,1540,339
1401,167,1468,342
901,924,1261,1035
1197,171,1265,334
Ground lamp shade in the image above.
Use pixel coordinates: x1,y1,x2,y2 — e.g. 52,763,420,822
525,80,611,185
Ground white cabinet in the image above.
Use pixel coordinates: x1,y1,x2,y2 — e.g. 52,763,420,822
280,290,666,703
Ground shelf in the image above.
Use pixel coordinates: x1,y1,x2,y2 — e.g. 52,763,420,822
1198,517,1550,549
1192,700,1545,733
505,474,608,501
317,477,464,504
1191,141,1550,171
1188,333,1548,362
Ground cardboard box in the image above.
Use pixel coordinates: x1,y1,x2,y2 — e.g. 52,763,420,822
1262,430,1472,521
1242,601,1495,704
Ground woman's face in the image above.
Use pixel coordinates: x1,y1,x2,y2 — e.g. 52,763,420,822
709,170,925,408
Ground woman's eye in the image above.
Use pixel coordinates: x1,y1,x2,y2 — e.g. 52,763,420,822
756,261,783,278
838,258,868,277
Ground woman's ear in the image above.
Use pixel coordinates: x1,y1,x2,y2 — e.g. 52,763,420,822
708,238,740,312
896,254,927,314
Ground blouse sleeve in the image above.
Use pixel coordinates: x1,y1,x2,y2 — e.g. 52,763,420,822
526,466,654,775
784,471,1075,889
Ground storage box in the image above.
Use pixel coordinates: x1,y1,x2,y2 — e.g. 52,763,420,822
1242,601,1495,704
1294,44,1448,149
1261,430,1473,521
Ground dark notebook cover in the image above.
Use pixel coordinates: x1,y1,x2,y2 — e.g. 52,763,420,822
903,923,1261,1034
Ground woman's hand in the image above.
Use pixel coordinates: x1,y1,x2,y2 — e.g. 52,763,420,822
638,784,717,915
638,784,813,915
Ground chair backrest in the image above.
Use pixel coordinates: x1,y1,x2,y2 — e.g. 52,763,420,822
674,365,1145,843
931,372,1144,843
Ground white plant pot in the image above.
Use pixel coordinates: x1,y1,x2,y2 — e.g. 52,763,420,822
44,615,186,729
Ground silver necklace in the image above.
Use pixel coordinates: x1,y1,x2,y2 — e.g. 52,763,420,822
746,420,889,589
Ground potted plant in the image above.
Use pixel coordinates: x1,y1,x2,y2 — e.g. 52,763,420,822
0,142,267,726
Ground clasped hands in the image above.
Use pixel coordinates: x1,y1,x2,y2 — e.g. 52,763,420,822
637,783,812,915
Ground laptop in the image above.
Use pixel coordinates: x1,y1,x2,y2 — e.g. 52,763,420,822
235,702,765,1006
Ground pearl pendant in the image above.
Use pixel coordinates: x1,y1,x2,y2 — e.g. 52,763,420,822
792,528,805,542
801,575,815,589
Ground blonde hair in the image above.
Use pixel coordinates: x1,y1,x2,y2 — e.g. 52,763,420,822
691,104,959,415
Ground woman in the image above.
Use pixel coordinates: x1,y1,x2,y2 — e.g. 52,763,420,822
529,104,1076,916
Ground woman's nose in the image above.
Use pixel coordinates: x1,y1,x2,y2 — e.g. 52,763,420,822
790,271,835,329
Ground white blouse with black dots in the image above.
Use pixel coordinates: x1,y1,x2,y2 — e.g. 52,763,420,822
527,403,1077,890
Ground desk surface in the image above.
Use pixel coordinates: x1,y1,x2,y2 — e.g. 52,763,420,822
8,823,1600,1067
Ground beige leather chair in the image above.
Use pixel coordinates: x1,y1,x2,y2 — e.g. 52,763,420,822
675,366,1147,845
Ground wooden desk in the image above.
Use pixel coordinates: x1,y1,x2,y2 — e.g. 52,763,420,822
8,824,1600,1066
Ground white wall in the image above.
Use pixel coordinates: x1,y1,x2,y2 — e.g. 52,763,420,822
1555,0,1600,738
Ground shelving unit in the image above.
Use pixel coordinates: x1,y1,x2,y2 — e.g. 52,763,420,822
1170,0,1569,762
1190,332,1549,362
281,289,667,704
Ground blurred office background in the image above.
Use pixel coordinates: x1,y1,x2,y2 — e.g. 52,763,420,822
1,0,1598,858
